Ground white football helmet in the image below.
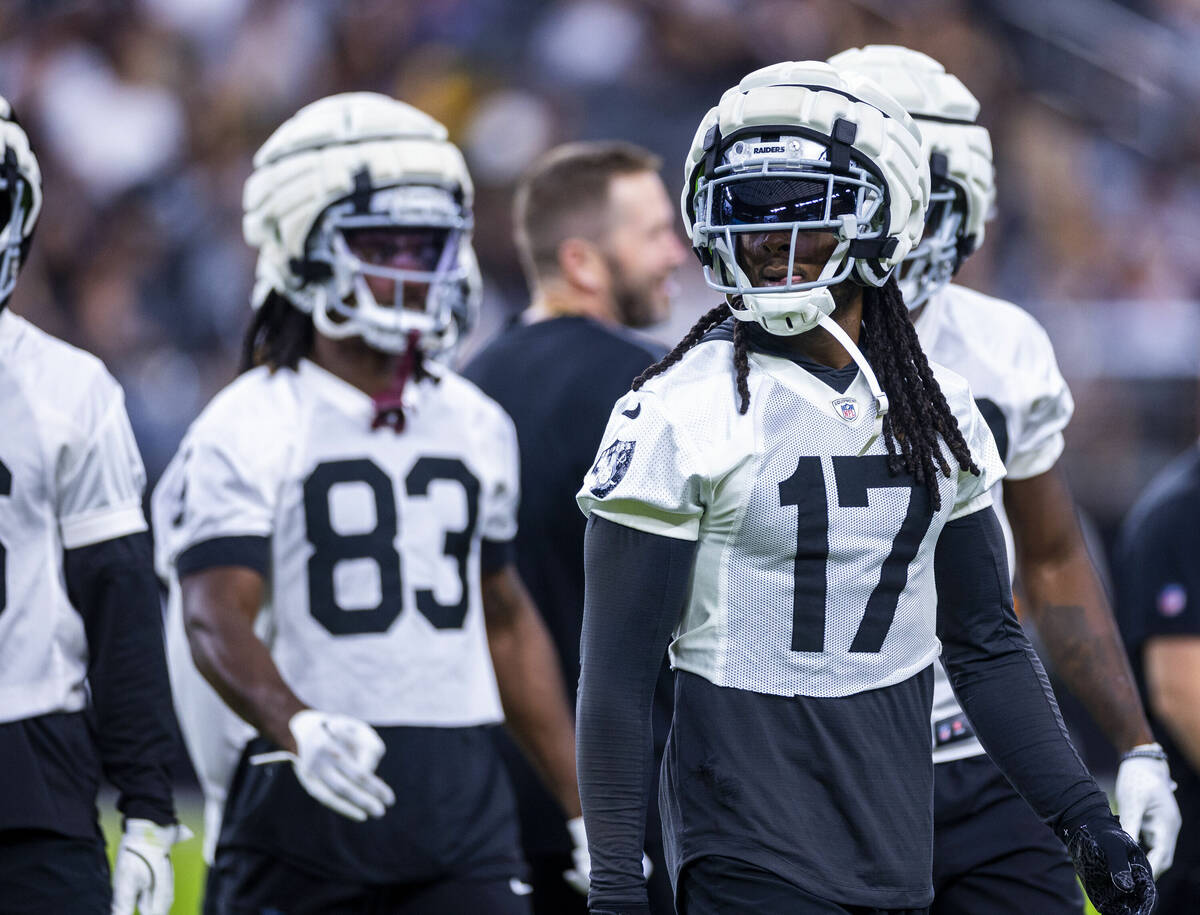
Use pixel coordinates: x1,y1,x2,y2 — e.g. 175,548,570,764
426,243,482,364
0,96,42,309
683,60,929,337
243,92,480,355
829,46,995,311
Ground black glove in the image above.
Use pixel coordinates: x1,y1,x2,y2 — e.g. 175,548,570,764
1064,811,1156,915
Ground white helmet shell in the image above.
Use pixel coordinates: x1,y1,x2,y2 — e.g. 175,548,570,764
829,46,995,309
683,61,929,336
243,92,478,354
0,96,42,307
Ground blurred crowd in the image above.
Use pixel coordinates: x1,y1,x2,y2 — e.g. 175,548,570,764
2,0,1199,531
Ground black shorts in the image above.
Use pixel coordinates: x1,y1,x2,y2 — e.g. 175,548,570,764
203,844,532,915
0,829,111,915
216,724,524,886
932,754,1081,915
677,855,929,915
0,712,103,838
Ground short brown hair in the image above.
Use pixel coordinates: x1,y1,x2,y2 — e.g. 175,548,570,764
513,140,662,284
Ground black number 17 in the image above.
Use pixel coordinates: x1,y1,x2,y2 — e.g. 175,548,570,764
779,454,934,653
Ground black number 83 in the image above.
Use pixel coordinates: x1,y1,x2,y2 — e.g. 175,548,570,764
302,457,480,635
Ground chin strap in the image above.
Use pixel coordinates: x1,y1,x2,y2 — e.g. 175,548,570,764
371,330,422,432
815,312,888,455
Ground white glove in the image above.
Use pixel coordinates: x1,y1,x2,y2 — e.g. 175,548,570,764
563,816,653,896
251,710,396,821
110,819,192,915
1116,742,1181,877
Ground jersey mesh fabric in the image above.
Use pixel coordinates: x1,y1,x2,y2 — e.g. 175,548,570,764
0,310,148,723
915,283,1073,761
579,338,1004,699
155,360,515,730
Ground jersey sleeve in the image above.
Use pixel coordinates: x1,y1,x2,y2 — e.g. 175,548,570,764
479,406,520,544
161,416,286,577
1006,323,1074,480
56,381,148,550
576,392,707,541
949,394,1007,521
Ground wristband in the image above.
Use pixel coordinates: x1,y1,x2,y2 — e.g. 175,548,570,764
1120,742,1168,763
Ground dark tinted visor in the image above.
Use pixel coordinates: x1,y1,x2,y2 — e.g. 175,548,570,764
342,226,450,270
714,177,859,227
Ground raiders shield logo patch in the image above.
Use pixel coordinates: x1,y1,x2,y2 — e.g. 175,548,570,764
589,439,636,497
832,397,859,423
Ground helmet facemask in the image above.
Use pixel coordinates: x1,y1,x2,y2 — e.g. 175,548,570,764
691,134,889,336
897,171,964,311
303,184,473,355
0,150,29,308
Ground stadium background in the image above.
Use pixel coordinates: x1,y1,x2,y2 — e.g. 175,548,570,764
1,0,1195,911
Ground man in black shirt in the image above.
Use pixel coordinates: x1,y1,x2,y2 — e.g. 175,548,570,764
1115,444,1200,913
464,140,686,915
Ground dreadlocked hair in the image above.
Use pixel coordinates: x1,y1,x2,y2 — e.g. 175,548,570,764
239,291,314,373
632,301,752,413
860,276,979,507
630,276,980,511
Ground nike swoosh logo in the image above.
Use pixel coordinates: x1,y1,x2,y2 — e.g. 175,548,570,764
621,404,641,419
509,877,533,896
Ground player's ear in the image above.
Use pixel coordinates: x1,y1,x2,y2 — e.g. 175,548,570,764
557,237,607,294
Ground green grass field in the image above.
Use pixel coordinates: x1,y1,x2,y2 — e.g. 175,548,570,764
100,795,1103,915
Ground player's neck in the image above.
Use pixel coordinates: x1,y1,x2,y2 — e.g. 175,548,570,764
310,334,402,398
768,295,863,369
525,282,617,325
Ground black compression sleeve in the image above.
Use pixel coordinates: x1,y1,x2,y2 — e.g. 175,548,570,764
936,507,1110,836
64,532,178,826
577,515,696,911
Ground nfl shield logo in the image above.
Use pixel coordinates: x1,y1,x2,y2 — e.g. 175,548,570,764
1158,583,1187,618
832,397,858,423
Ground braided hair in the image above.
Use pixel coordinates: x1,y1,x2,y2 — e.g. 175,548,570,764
632,276,979,510
238,290,437,386
860,277,979,504
239,291,314,373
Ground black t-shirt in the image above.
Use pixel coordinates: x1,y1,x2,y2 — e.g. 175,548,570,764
1114,444,1200,865
463,315,669,856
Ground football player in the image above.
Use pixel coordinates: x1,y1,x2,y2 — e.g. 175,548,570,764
574,62,1155,915
464,140,686,915
0,97,186,914
831,44,1181,914
151,92,580,914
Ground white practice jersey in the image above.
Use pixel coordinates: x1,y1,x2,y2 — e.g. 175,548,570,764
915,283,1074,763
0,309,148,724
578,334,1004,699
154,358,516,773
